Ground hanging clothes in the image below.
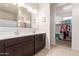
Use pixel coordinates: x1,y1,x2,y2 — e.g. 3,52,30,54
60,24,67,40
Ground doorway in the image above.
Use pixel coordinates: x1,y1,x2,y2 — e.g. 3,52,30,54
55,3,72,48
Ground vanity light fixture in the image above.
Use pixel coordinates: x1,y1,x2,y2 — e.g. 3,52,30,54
17,3,38,14
26,6,33,13
32,9,38,14
24,20,30,24
26,6,38,14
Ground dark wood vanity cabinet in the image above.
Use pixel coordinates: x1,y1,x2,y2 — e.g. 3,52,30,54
0,33,46,56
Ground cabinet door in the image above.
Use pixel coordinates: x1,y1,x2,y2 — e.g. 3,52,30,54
5,44,23,56
40,34,45,49
23,40,34,56
35,34,42,53
35,34,46,53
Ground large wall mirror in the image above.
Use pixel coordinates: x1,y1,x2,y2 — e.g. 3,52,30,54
0,3,32,28
0,3,18,27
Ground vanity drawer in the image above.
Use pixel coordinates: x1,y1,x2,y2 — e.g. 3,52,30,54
5,37,24,47
23,35,34,42
5,35,34,47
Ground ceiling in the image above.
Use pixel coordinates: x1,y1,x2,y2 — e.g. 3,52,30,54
55,3,72,17
0,3,72,18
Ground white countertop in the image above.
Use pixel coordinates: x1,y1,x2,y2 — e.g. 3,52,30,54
0,32,45,40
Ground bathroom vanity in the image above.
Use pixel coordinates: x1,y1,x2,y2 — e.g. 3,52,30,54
0,3,45,56
0,33,46,56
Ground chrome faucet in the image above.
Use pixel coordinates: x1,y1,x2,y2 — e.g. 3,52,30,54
15,29,20,35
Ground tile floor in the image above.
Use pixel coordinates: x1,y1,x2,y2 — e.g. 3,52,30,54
56,39,71,47
35,45,79,56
